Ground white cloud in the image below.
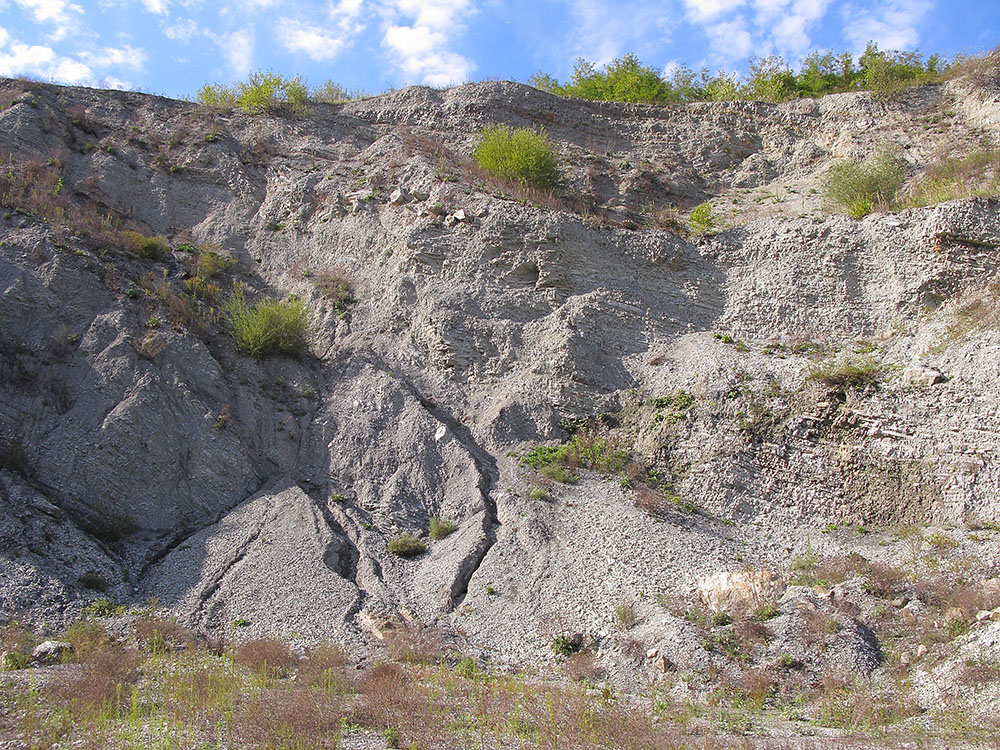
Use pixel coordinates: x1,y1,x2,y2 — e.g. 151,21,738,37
277,20,347,61
662,59,682,78
13,0,83,40
683,0,746,24
561,0,673,66
0,40,92,82
80,44,147,69
141,0,168,13
276,1,366,62
706,17,754,62
212,28,253,78
769,0,830,58
382,0,476,86
100,75,133,89
842,0,933,52
0,26,9,48
162,18,200,40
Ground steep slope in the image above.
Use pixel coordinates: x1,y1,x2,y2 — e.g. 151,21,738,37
1,72,999,688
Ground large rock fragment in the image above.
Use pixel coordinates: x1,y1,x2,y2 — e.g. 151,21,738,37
698,570,785,616
901,366,945,388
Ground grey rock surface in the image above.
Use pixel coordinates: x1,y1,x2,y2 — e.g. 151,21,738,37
0,73,999,688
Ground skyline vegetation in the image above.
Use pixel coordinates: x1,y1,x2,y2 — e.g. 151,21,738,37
530,43,954,104
192,44,996,116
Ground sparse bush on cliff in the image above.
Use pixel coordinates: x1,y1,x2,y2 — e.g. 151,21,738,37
387,534,427,558
824,149,905,218
120,230,170,261
688,202,716,234
197,71,309,114
428,515,458,540
226,284,310,357
473,125,561,191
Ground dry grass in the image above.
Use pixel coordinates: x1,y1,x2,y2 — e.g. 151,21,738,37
140,272,206,335
382,623,448,664
233,638,297,677
903,149,1000,208
946,45,1000,88
233,687,346,749
929,280,1000,353
6,611,999,749
134,615,194,653
0,152,167,258
809,674,922,730
298,641,356,694
313,268,355,312
48,645,140,708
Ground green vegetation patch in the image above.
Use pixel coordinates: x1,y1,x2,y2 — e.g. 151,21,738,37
197,71,309,114
226,285,310,358
824,149,905,218
120,231,170,261
807,357,886,391
428,515,458,541
473,125,562,192
688,202,716,234
387,534,427,558
531,43,949,105
519,430,628,483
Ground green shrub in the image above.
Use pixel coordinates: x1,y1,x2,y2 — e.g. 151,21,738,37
196,82,237,109
519,429,628,484
120,231,170,260
824,149,905,217
550,634,582,657
859,42,939,99
85,598,126,617
1,651,29,670
428,515,458,541
312,80,366,103
387,534,427,558
473,125,561,191
807,357,885,391
197,71,308,114
740,55,797,102
688,202,715,234
454,656,478,678
194,250,235,279
532,54,672,103
528,485,549,501
755,604,779,622
226,285,310,358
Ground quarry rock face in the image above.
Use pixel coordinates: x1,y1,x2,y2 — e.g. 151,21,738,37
0,73,999,682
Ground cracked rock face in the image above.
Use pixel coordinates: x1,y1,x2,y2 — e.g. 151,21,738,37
1,75,1000,673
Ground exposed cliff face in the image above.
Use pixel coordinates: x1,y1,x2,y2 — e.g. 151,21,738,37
1,72,999,682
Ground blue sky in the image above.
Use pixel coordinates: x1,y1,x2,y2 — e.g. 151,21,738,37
0,0,997,98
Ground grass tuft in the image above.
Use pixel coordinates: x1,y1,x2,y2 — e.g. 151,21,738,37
226,284,310,357
387,534,427,558
428,515,458,541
